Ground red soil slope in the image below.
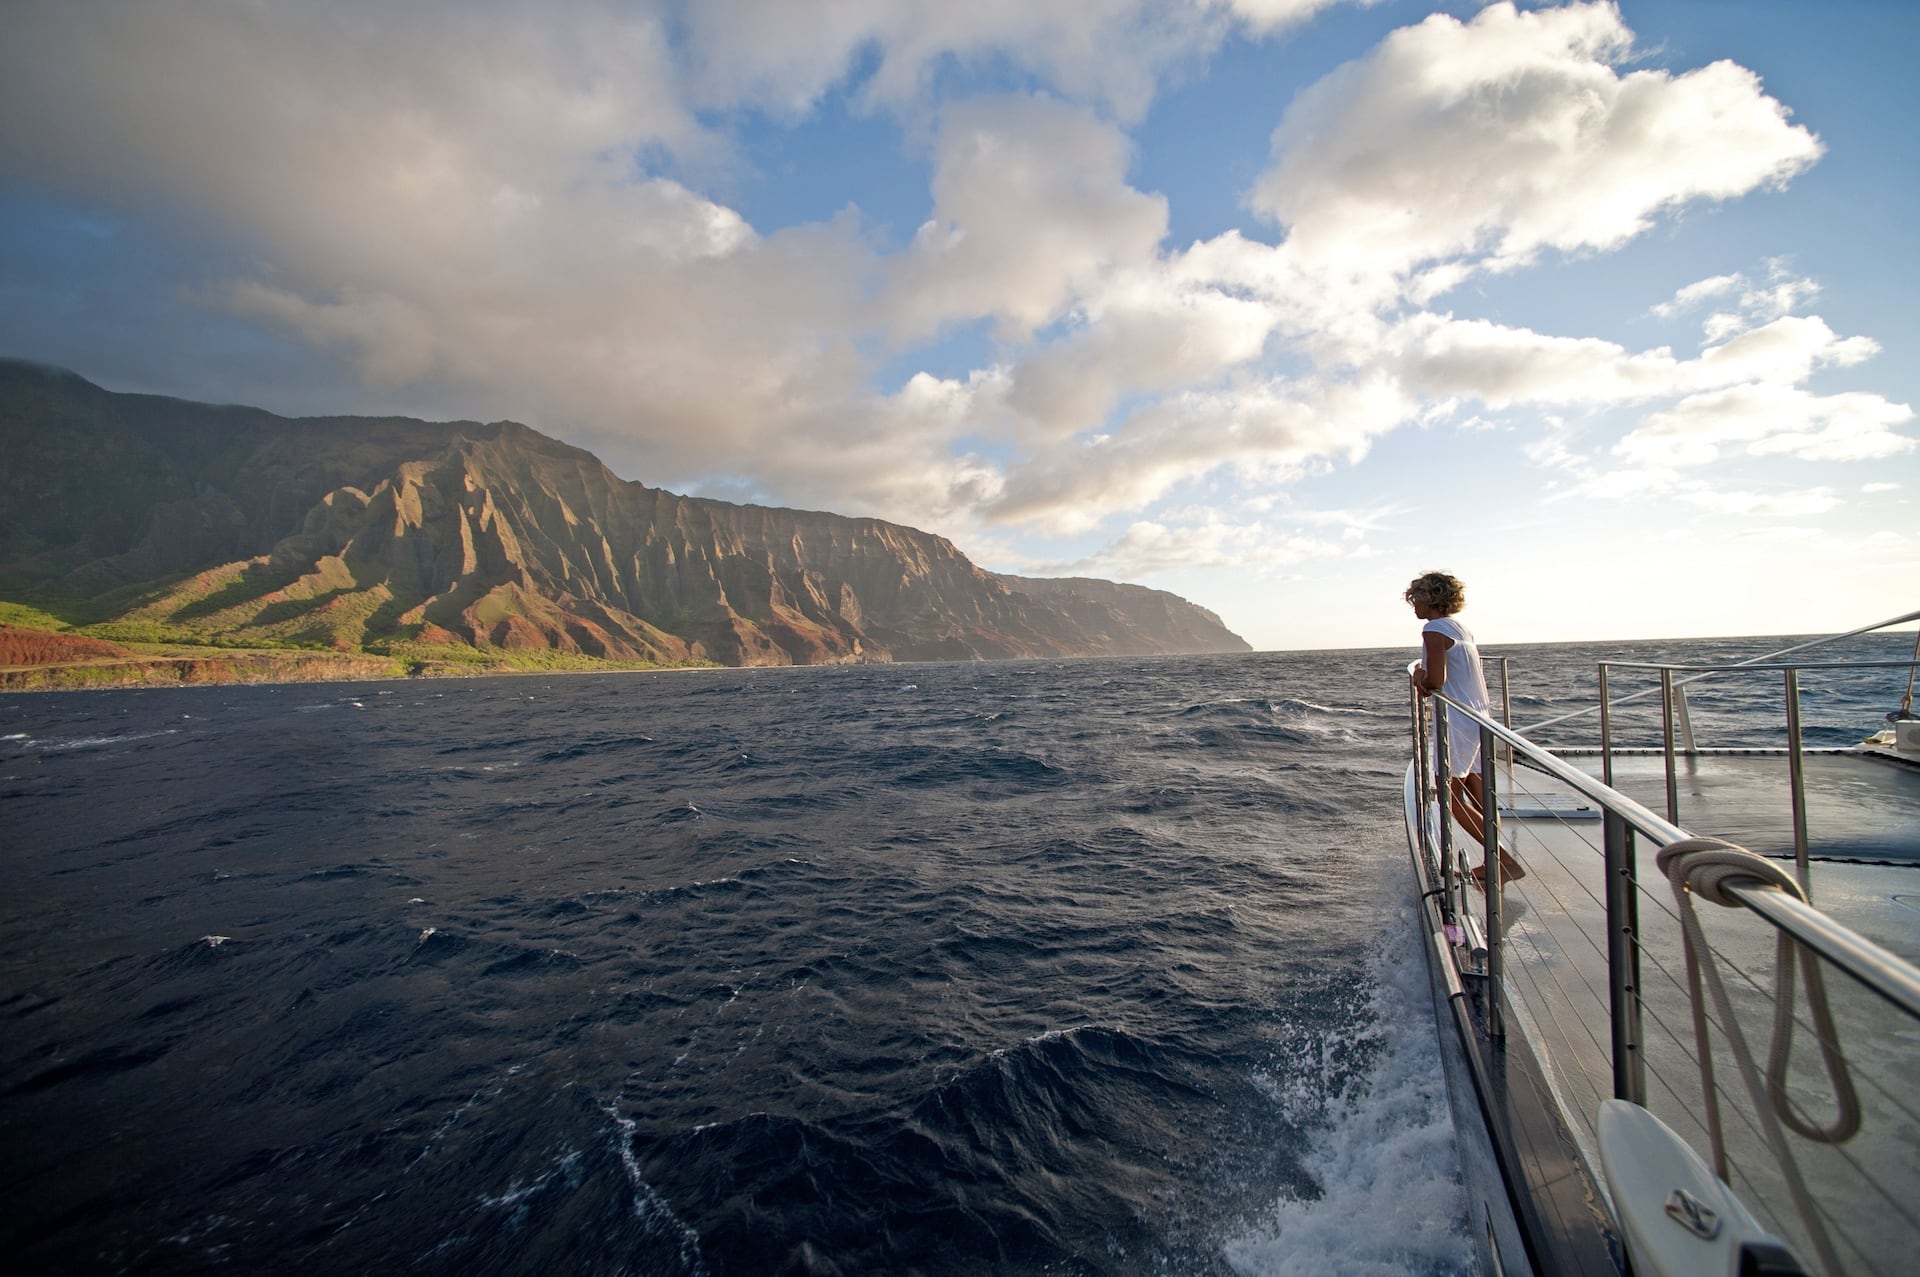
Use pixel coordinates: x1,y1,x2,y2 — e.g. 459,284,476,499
0,625,132,666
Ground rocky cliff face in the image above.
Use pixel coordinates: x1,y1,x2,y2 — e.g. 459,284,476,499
992,575,1245,657
0,359,1250,665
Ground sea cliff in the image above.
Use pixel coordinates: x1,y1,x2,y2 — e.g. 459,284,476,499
0,359,1249,681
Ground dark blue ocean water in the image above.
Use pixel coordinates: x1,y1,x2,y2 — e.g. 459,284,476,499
2,635,1911,1275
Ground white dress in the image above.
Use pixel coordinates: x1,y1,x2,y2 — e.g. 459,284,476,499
1424,615,1490,776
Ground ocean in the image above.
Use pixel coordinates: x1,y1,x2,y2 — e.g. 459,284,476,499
3,634,1910,1275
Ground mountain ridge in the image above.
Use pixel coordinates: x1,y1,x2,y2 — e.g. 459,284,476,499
0,359,1250,669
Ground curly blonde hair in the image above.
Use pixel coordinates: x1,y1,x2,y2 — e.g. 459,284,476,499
1404,571,1465,615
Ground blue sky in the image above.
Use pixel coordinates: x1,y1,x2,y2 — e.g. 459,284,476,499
1,1,1914,649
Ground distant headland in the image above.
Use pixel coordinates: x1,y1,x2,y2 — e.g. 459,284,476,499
0,359,1248,690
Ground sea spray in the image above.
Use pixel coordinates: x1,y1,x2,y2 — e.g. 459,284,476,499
1224,906,1477,1277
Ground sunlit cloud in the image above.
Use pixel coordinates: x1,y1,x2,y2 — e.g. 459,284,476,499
678,0,1365,123
1618,383,1916,467
1652,273,1742,319
1676,485,1841,517
0,0,1903,640
1063,512,1350,580
887,95,1169,343
1246,2,1821,304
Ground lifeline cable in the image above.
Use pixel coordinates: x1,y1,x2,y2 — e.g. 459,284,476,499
1657,837,1861,1277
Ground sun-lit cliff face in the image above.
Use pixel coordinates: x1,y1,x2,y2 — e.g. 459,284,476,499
0,359,1250,666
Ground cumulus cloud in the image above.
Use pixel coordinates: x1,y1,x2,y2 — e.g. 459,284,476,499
1652,274,1742,319
0,2,698,241
999,266,1278,440
1655,260,1826,342
678,0,1374,121
1063,512,1350,580
1248,2,1821,302
887,96,1169,342
1392,318,1684,407
987,372,1416,533
1619,384,1916,467
0,0,1894,574
0,0,881,484
1386,312,1877,413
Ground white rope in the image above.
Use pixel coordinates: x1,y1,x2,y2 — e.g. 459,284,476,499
1656,837,1860,1277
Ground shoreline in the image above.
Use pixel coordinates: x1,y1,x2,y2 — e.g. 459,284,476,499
0,651,724,693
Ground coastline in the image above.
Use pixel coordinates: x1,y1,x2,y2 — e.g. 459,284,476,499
0,649,722,693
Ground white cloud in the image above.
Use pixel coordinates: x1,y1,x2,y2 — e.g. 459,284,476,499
1619,384,1916,467
686,1,1156,123
1694,315,1877,384
1522,418,1588,474
1677,486,1841,517
988,373,1416,533
678,0,1368,123
1392,317,1683,407
1862,482,1900,494
1248,2,1821,302
0,2,699,242
1652,273,1742,319
1224,0,1369,36
0,0,1896,574
1000,267,1278,439
1386,312,1876,412
887,96,1169,342
1577,463,1685,502
1567,466,1850,522
1064,513,1347,579
1651,261,1826,342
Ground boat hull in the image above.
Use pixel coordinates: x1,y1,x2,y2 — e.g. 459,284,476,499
1403,763,1625,1277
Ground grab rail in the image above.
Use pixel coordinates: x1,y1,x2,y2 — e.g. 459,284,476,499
1409,628,1920,1274
1521,607,1920,735
1596,657,1920,889
1408,663,1920,1059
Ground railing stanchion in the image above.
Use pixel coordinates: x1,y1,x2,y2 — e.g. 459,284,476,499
1599,663,1615,788
1497,656,1514,788
1481,721,1504,1039
1660,667,1679,825
1603,809,1645,1104
1411,677,1433,868
1785,666,1812,898
1434,701,1456,916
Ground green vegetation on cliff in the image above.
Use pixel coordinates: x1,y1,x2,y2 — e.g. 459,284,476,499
1,358,1251,678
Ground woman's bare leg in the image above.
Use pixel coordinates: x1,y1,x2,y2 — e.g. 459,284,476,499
1455,770,1526,882
1449,774,1485,844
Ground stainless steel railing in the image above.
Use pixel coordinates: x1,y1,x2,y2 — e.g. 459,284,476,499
1412,670,1669,1094
1522,607,1920,737
1596,658,1920,894
1409,661,1920,1078
1408,638,1920,1272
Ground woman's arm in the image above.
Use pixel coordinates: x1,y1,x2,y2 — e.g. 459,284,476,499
1418,630,1452,693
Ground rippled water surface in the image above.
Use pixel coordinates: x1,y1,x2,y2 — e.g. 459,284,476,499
2,635,1909,1274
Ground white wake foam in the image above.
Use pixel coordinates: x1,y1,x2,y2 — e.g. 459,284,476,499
1223,909,1477,1276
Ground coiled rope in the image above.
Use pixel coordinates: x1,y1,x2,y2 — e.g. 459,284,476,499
1657,837,1860,1277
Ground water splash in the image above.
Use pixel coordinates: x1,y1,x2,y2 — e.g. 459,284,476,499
1224,913,1476,1277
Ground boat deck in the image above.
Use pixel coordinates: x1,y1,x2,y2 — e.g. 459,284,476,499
1460,747,1920,1277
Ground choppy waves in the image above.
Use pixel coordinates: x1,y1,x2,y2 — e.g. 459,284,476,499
8,645,1737,1274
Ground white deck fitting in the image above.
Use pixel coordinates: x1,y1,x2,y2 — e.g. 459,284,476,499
1447,754,1920,1277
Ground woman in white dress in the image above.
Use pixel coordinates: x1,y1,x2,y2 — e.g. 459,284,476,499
1406,571,1523,883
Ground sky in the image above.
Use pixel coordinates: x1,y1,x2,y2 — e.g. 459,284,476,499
1,0,1915,651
